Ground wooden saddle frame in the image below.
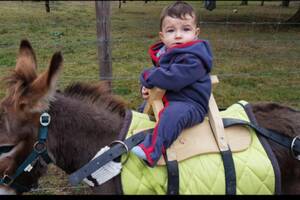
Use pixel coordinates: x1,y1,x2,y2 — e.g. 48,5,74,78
142,75,251,165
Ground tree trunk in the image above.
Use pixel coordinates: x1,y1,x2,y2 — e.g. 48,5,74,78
287,7,300,23
204,0,216,11
45,0,50,12
281,0,290,7
240,0,248,6
261,0,264,6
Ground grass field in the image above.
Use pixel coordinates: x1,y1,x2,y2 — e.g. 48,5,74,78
0,0,299,194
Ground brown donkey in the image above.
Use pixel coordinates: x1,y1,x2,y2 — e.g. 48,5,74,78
0,40,299,194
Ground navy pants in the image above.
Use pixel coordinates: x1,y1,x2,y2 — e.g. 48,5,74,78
139,101,205,167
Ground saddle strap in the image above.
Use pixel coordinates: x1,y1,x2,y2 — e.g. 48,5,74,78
220,149,236,195
222,118,300,155
166,160,179,195
163,151,179,195
164,141,236,195
69,131,146,186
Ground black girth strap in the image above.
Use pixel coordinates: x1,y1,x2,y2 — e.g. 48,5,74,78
166,160,179,195
163,152,179,195
220,149,236,195
163,142,236,195
69,131,146,186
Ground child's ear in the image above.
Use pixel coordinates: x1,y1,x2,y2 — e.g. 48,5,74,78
159,31,164,41
196,27,200,36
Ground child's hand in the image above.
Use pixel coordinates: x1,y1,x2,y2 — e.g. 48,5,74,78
141,86,150,100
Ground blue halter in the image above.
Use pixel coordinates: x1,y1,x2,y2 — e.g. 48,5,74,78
0,112,52,193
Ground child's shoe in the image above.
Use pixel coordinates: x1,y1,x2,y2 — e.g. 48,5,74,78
131,146,146,160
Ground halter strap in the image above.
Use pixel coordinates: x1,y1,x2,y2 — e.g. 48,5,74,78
0,112,53,193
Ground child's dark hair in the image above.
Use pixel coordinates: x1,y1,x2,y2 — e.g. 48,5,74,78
160,1,198,30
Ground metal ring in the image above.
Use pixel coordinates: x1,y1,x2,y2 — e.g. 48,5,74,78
40,112,51,127
33,141,46,154
109,140,129,165
290,135,300,160
2,174,13,186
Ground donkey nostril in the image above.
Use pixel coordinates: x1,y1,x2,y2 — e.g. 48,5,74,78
0,185,17,195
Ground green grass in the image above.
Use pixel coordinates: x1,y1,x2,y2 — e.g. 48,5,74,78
1,1,299,109
0,0,299,194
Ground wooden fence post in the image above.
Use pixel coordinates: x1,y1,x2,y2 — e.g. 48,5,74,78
95,1,112,88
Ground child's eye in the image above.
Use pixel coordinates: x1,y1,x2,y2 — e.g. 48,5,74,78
166,29,174,33
183,28,191,31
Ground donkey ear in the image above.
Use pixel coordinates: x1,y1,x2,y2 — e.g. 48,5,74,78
22,52,63,112
15,39,38,83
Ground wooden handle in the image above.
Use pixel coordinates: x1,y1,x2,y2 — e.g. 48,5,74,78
143,87,165,120
142,75,228,151
143,75,219,121
208,93,229,151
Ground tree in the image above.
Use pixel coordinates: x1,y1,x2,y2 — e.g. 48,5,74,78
240,0,248,6
281,0,290,7
287,7,300,23
204,0,216,11
45,0,50,12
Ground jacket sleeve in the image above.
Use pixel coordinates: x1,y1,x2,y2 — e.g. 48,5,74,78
140,54,208,92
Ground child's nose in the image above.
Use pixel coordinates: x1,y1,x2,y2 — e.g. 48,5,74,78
175,31,182,38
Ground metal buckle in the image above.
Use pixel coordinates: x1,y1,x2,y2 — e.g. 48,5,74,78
290,135,300,160
40,112,51,127
33,141,46,154
109,140,129,165
2,174,13,186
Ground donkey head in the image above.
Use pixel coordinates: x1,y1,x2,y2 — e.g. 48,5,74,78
0,39,63,194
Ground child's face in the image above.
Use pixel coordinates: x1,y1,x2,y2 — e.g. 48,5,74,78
159,14,200,48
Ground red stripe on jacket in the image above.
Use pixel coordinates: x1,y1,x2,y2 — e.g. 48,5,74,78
139,95,169,166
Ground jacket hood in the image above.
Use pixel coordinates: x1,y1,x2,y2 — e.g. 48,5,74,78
148,41,164,65
148,40,213,72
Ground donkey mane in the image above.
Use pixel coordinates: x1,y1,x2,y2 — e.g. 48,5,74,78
3,70,35,88
2,69,35,98
63,81,128,117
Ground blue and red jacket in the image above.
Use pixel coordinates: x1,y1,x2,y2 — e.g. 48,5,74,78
140,39,213,113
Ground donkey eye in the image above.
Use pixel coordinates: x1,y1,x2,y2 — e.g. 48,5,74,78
0,107,8,120
0,107,6,115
